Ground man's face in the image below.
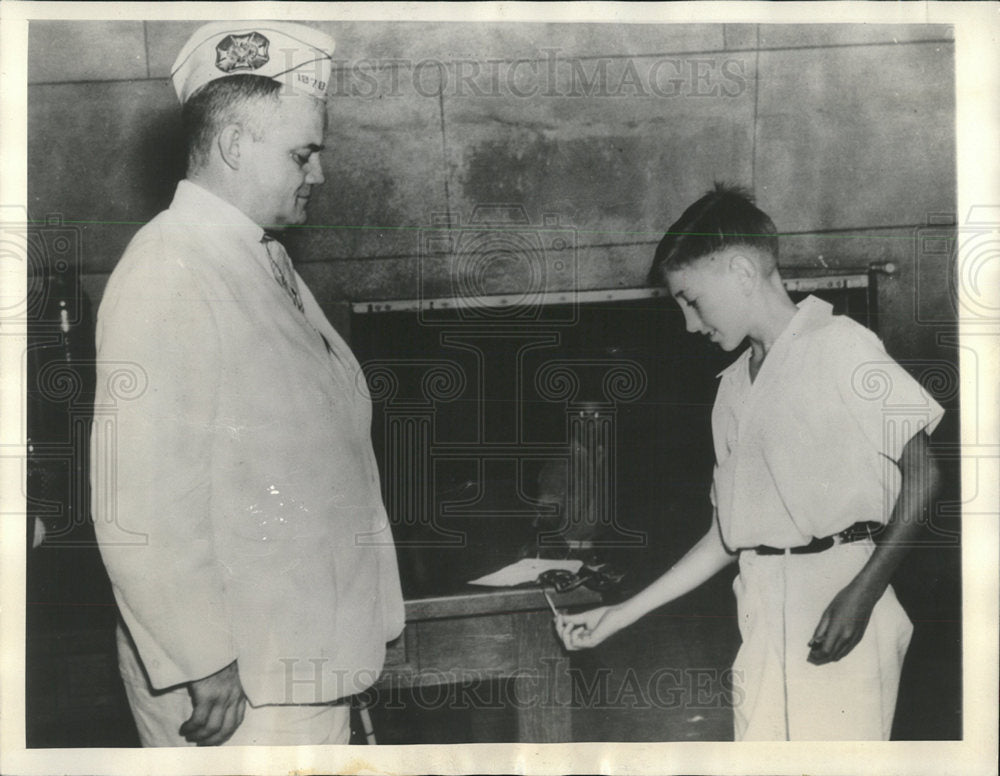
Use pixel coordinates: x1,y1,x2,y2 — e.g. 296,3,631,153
666,254,748,351
240,96,327,229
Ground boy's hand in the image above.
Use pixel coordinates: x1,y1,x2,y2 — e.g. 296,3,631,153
555,605,623,651
808,579,881,665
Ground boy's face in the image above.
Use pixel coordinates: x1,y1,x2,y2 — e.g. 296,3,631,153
666,255,748,351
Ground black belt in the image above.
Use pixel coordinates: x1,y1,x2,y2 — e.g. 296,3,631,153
753,521,882,556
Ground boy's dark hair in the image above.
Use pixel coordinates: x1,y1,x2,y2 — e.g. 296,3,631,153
648,183,779,285
182,74,283,173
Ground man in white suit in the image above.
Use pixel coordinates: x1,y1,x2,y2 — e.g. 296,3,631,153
91,21,404,746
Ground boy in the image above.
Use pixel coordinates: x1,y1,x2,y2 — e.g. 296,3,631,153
556,184,943,740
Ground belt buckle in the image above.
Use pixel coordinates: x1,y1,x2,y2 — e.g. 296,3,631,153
837,521,878,545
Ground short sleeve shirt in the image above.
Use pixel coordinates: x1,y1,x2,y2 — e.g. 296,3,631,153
711,296,944,551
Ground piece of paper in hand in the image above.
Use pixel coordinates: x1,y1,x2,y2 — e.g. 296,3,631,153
468,557,584,587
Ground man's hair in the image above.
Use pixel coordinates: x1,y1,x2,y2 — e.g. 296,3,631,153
648,183,779,285
182,74,283,172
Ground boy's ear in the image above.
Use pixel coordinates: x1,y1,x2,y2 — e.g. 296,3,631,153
728,252,759,291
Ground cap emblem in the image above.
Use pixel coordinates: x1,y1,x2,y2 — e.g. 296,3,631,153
215,32,270,73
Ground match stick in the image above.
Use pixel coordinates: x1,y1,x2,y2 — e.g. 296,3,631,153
542,588,560,618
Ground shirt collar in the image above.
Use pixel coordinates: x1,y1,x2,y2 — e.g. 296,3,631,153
783,294,833,341
715,295,832,378
716,348,750,380
169,179,266,245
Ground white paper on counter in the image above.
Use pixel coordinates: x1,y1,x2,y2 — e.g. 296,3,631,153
468,557,584,587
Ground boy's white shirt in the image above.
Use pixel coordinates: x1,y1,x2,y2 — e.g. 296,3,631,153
710,295,945,551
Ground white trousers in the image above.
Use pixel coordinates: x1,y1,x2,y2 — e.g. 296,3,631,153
116,625,351,747
731,540,913,741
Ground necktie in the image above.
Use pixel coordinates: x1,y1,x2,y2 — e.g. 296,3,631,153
263,236,304,313
262,235,335,357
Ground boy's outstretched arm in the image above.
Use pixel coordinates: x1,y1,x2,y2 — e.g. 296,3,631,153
808,430,941,665
557,517,736,651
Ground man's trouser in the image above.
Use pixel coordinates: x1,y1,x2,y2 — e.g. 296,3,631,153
116,624,351,747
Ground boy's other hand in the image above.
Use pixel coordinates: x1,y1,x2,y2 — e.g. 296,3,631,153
807,579,881,665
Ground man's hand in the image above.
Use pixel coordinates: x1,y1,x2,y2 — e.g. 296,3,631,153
807,579,880,665
179,660,246,746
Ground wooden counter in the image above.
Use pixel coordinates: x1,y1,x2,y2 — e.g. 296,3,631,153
377,585,601,742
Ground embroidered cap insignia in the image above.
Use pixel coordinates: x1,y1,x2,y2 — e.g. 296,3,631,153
215,32,270,73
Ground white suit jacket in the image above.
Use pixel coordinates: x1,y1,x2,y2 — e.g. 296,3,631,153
91,180,405,705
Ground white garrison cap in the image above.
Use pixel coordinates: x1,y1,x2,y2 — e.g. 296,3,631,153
170,21,335,104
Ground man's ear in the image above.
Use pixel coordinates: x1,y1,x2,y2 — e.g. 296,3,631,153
217,124,243,171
